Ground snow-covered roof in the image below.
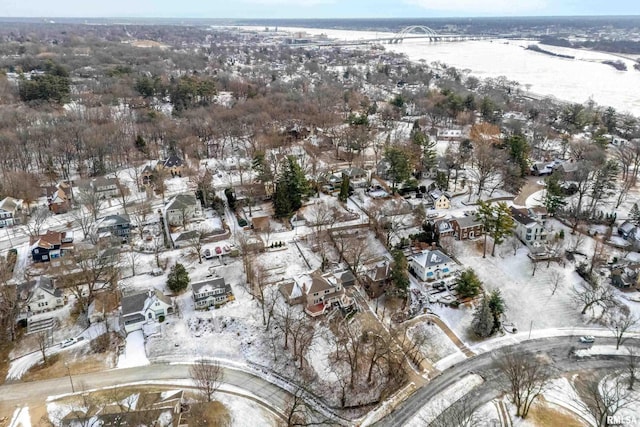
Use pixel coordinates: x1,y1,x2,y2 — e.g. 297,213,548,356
411,249,453,269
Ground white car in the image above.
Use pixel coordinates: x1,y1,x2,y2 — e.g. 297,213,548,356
579,336,595,344
61,338,76,348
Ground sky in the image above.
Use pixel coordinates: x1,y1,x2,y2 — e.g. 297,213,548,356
0,0,639,19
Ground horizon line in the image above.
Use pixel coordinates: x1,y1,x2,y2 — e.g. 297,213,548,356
1,14,639,20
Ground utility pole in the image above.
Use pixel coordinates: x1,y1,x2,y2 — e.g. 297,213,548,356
65,362,75,393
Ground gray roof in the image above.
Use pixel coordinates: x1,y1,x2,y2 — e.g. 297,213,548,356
166,193,198,211
174,230,199,242
121,292,149,316
97,214,130,229
192,277,229,297
452,216,482,229
411,249,453,268
163,155,183,168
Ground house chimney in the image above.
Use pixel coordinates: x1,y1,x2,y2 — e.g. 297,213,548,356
431,242,437,250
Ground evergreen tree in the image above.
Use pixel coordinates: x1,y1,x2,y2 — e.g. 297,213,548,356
472,295,494,338
490,202,515,257
475,200,495,258
488,289,506,331
411,122,437,174
167,263,190,293
273,177,292,218
384,147,411,192
456,268,483,299
543,172,566,215
272,156,309,218
389,250,409,298
505,133,530,178
339,175,350,202
630,203,640,226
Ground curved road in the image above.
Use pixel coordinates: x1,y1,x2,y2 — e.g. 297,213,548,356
376,335,640,426
0,364,292,421
2,336,637,426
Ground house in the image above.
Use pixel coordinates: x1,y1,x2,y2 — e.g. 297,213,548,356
30,230,74,262
141,162,158,186
236,182,272,202
61,389,184,427
279,270,354,317
435,219,455,238
363,261,391,297
450,216,484,240
192,277,234,309
429,190,451,210
337,270,356,287
120,289,174,334
96,214,131,242
78,176,121,199
164,193,203,227
160,154,184,177
0,197,23,227
438,129,463,141
48,186,71,214
25,276,65,314
341,167,368,188
511,206,548,247
410,249,456,281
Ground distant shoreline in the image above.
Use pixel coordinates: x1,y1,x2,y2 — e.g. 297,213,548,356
525,44,574,59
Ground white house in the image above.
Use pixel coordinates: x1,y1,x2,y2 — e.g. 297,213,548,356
429,190,451,210
0,197,23,227
410,249,456,281
25,276,65,314
120,289,174,334
164,193,203,227
511,206,548,247
192,277,233,309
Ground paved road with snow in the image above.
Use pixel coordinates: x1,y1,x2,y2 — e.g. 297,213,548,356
0,363,292,420
376,335,640,427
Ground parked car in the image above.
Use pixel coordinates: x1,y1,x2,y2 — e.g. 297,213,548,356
579,336,595,344
61,337,76,348
215,246,222,255
151,268,163,276
203,248,213,259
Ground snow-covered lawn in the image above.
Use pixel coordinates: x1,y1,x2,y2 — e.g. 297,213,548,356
407,321,462,364
117,330,149,369
438,237,595,343
405,374,484,427
8,406,32,427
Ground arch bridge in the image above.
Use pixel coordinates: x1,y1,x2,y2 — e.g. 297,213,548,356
389,25,441,43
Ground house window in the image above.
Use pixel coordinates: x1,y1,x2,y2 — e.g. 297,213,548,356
469,231,474,238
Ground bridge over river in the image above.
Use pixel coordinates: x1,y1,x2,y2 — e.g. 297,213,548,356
308,25,486,46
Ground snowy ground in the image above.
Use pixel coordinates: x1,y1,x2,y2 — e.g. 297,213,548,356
7,321,109,380
405,374,484,427
117,330,150,369
8,406,32,427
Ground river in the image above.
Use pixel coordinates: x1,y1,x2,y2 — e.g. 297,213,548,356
273,26,640,117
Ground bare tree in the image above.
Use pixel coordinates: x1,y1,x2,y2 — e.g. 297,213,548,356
573,277,616,316
569,232,587,254
497,350,552,418
575,373,638,427
428,394,488,427
190,359,224,402
606,309,639,350
23,206,51,237
124,250,141,277
188,230,209,264
549,270,562,296
35,330,52,365
71,206,97,242
626,346,639,390
76,187,105,221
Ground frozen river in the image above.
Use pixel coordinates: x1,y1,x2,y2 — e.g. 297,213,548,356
276,26,640,116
